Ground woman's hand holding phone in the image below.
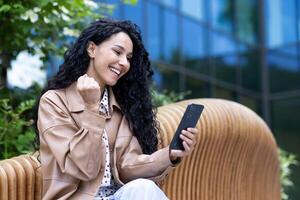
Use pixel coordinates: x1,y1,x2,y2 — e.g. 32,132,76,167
169,103,204,162
169,127,198,161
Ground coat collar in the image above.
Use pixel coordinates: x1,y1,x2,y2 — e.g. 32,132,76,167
65,82,121,113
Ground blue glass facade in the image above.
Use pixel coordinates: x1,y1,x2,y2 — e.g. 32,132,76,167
104,0,300,198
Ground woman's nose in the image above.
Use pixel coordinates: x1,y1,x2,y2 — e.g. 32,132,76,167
119,55,129,67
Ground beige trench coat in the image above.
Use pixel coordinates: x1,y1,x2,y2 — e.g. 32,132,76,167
38,82,176,200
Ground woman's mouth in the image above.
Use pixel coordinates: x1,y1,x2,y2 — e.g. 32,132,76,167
109,66,121,76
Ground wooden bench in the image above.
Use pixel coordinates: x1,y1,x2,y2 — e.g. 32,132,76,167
0,99,281,200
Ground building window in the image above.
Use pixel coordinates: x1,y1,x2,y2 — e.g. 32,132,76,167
153,63,181,92
146,1,161,60
239,95,259,113
211,31,238,83
265,0,298,47
123,0,144,31
239,47,261,92
236,0,258,44
182,18,208,74
211,0,234,33
163,9,179,64
180,0,204,20
185,76,209,98
159,0,178,9
268,47,300,93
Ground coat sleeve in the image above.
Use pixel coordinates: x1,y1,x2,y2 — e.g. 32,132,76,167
116,116,180,184
38,91,106,181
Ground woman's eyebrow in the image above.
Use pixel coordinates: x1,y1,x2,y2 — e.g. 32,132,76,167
114,44,124,50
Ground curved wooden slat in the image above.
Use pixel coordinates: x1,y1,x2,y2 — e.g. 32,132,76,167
1,162,17,200
7,159,26,200
0,165,9,200
14,156,36,200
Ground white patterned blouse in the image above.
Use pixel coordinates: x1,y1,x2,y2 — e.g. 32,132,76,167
94,88,121,200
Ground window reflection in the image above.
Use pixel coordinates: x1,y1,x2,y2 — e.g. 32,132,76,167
160,0,177,8
213,55,238,83
211,0,234,33
268,47,300,92
271,98,300,156
182,18,209,74
146,1,161,60
123,0,143,29
183,19,205,58
236,0,258,44
211,32,238,83
211,32,237,55
265,0,297,47
215,86,235,100
186,76,209,98
153,63,180,92
163,9,179,64
239,48,261,91
180,0,204,20
239,95,259,113
299,1,300,37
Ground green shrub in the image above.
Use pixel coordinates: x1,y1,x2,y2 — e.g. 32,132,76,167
279,149,299,200
152,89,191,107
0,98,35,159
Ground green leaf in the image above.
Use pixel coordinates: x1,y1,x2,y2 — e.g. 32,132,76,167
0,5,11,13
279,148,299,200
122,0,138,5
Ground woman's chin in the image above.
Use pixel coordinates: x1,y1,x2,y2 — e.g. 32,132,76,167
105,79,118,86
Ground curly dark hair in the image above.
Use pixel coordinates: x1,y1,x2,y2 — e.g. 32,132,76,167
33,18,159,154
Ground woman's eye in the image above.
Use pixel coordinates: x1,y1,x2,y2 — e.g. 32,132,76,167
113,49,121,55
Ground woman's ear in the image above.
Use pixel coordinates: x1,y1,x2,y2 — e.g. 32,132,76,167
87,41,96,58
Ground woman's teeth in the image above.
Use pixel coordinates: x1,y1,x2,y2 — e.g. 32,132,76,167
109,67,121,75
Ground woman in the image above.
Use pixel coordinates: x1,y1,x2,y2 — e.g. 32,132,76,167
35,18,198,200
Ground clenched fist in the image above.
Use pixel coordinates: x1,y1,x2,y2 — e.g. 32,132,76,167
77,74,101,112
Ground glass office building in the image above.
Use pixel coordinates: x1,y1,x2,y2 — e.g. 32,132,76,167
100,0,300,198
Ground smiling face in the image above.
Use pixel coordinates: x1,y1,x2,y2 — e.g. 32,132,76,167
86,32,133,90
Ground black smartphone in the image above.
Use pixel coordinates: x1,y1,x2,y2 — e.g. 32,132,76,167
170,103,204,150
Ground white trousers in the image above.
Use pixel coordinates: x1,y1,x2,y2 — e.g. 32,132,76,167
113,179,169,200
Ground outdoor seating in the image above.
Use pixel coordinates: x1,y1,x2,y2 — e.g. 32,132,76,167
0,98,281,200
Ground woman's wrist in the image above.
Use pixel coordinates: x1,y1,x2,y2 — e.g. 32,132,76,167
170,155,181,165
169,146,181,165
169,154,178,161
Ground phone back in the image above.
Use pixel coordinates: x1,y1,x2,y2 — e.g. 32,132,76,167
170,104,204,150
